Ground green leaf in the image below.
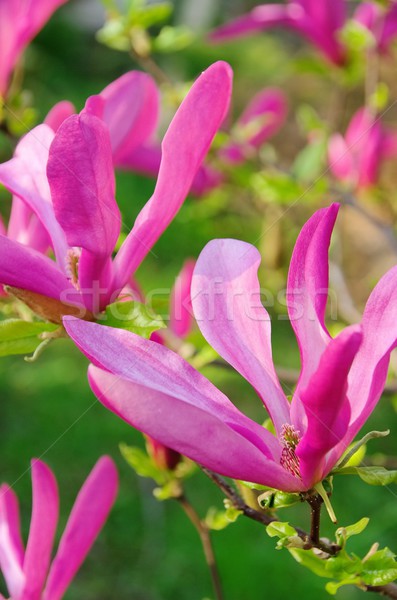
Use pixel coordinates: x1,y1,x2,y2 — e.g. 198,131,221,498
120,443,168,486
153,25,194,53
325,577,363,595
127,2,173,28
258,490,301,510
0,319,58,357
334,430,389,470
336,466,397,486
336,518,369,548
266,521,297,539
289,548,330,578
204,506,242,531
292,137,327,182
153,480,181,500
100,301,166,338
362,548,397,586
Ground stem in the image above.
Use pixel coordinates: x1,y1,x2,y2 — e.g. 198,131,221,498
306,494,323,545
366,584,397,599
175,493,224,600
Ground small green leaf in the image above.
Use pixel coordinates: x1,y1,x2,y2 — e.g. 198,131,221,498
336,518,369,547
100,301,166,338
120,443,168,485
153,25,194,53
325,577,363,595
0,319,58,357
266,521,297,539
204,506,242,531
334,430,389,470
292,137,327,182
336,466,397,486
127,2,173,28
288,548,330,578
258,490,300,510
153,480,181,500
362,548,397,586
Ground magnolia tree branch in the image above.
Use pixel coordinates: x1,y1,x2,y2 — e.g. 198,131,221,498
201,468,397,599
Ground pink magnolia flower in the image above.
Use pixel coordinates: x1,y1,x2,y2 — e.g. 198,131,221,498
0,0,68,97
209,1,348,65
328,107,397,188
0,61,232,319
0,456,118,600
64,204,397,492
209,1,397,65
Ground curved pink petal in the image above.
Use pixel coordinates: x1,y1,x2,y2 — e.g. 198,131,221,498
87,367,302,491
0,235,81,304
380,5,397,50
0,0,68,96
22,460,59,600
169,259,195,338
47,113,121,257
0,485,25,600
0,125,68,266
63,317,282,460
45,101,76,132
43,457,118,600
287,205,337,405
84,71,159,164
113,61,233,289
347,265,397,436
7,197,51,254
328,133,355,183
209,4,294,42
297,0,346,35
192,239,290,435
295,326,362,488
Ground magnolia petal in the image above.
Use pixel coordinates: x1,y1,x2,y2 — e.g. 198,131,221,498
64,318,281,459
84,71,159,164
209,4,293,42
0,235,80,303
77,250,114,313
45,101,76,132
295,326,362,488
88,366,302,491
0,485,25,600
192,239,290,435
113,61,233,289
169,259,195,339
0,125,68,266
0,0,68,96
287,205,337,410
328,133,355,183
346,265,397,437
22,460,59,600
47,113,121,256
8,197,51,254
42,457,118,600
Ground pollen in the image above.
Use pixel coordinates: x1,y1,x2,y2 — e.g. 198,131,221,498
65,248,81,290
280,423,301,479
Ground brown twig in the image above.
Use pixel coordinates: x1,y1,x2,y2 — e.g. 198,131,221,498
175,492,224,600
366,584,397,599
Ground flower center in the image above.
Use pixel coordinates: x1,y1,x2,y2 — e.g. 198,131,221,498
65,248,81,290
280,424,301,479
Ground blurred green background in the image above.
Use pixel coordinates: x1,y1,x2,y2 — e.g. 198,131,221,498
1,1,397,599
